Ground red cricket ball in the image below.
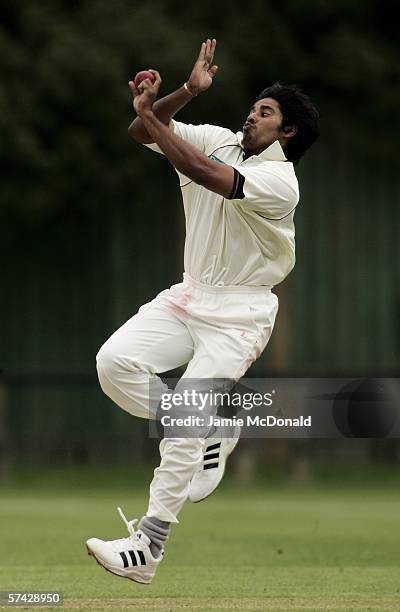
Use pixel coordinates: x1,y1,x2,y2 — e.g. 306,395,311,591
134,70,156,87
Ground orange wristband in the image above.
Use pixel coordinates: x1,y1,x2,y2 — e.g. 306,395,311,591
183,82,197,97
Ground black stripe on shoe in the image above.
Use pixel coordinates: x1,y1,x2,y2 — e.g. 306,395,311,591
204,462,219,470
128,550,137,566
204,452,219,461
206,442,221,452
120,551,129,568
138,550,146,565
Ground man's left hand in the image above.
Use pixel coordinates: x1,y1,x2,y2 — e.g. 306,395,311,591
128,69,161,116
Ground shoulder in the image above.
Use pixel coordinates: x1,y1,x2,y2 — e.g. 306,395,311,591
263,160,299,190
241,160,299,195
172,120,239,152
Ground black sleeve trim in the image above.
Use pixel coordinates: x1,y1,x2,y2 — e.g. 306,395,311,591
256,204,298,221
228,168,245,200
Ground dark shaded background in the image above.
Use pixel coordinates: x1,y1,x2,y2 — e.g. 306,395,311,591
1,0,399,475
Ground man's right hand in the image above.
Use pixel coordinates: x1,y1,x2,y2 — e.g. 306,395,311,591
187,39,218,96
128,39,218,143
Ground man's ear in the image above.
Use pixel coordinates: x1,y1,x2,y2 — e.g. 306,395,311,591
282,125,298,138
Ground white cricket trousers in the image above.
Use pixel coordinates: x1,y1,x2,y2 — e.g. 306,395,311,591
96,274,278,523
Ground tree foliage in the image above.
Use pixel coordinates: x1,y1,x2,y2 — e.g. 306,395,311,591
1,0,399,221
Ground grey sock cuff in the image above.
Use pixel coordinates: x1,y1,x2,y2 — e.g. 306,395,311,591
146,516,170,530
139,516,170,549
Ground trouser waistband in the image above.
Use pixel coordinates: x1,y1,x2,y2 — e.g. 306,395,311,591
182,273,272,294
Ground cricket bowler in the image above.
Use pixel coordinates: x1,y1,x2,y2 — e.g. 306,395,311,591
86,39,320,583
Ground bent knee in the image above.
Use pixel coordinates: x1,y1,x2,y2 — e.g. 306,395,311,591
96,343,116,376
96,342,148,382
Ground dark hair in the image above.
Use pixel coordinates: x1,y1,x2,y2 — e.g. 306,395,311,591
256,83,319,165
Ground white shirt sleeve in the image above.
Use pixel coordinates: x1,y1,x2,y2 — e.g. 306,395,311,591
143,120,233,156
231,162,299,220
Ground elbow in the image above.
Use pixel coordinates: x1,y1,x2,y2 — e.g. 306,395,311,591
128,118,154,144
128,118,145,142
128,119,139,140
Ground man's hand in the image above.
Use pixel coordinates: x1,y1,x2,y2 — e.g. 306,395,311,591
128,69,162,117
187,39,218,96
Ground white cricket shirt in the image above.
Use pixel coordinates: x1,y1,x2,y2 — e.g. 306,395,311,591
144,120,299,287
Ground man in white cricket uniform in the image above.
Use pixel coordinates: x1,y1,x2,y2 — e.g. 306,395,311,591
86,40,319,584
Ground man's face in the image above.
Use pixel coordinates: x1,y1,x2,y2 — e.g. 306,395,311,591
242,97,286,155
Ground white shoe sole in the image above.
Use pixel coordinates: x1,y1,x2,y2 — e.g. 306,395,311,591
86,544,153,584
191,433,240,503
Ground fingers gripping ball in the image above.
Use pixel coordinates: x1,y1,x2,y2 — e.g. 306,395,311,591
134,70,156,88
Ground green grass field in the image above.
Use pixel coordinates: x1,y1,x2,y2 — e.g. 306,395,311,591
1,468,400,611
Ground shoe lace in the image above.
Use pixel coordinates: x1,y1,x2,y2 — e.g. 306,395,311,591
111,506,139,549
117,506,138,536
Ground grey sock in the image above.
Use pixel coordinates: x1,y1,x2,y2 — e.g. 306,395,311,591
138,516,170,558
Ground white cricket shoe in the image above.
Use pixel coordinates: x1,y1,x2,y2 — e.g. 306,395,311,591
189,424,241,503
86,507,163,584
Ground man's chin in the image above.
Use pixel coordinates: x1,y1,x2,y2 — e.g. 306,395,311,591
242,134,252,149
